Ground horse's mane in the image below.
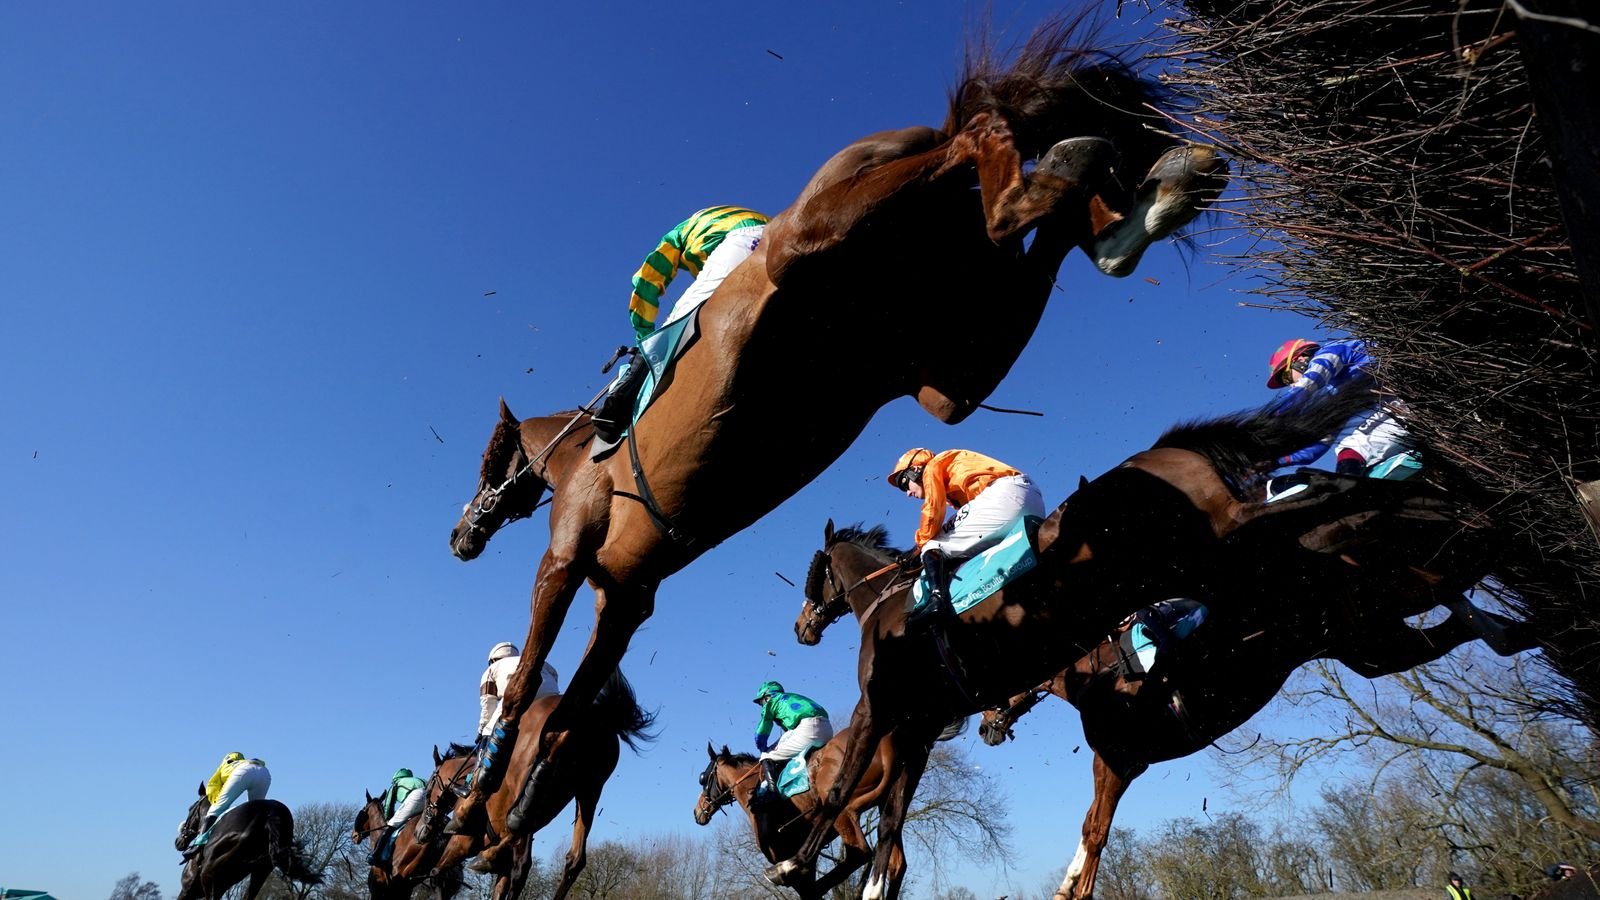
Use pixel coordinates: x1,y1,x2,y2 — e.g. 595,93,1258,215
806,523,903,600
441,742,477,761
946,12,1175,164
1152,381,1382,499
719,748,761,768
480,419,521,483
591,669,659,752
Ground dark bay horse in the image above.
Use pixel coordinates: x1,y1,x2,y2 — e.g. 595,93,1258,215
413,670,656,900
352,792,463,900
175,788,322,900
773,391,1472,898
693,734,895,900
794,525,1528,900
447,18,1229,864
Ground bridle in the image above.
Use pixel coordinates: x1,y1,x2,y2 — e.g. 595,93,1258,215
697,756,760,818
803,550,902,634
459,410,591,535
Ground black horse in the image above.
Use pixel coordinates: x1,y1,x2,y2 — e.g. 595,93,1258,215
175,785,322,900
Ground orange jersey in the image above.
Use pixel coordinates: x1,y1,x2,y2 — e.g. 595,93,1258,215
912,450,1021,548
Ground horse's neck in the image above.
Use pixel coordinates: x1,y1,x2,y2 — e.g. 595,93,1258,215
522,416,588,481
838,548,899,622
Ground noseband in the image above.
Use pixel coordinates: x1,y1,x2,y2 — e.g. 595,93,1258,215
697,760,736,815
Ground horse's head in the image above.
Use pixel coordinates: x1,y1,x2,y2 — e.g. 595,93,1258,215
794,519,903,646
413,743,471,843
352,790,383,847
693,743,745,826
175,782,208,852
450,399,548,560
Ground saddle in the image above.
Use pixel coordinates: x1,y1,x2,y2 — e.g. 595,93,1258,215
908,515,1042,616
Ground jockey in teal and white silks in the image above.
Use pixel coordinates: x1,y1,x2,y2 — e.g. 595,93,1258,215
185,752,271,854
752,681,833,792
370,766,428,865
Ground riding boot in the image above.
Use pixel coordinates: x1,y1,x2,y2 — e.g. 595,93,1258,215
182,815,217,858
908,550,953,626
592,356,647,443
762,757,785,794
444,721,517,835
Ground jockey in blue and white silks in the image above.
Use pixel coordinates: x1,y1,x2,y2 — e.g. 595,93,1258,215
1265,338,1414,475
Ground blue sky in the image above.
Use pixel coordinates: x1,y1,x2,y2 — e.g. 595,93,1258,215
1,3,1330,897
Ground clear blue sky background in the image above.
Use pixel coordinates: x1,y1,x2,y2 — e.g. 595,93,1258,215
2,3,1331,897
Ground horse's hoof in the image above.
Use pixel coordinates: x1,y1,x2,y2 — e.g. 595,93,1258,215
1037,136,1118,189
763,859,800,887
467,856,494,874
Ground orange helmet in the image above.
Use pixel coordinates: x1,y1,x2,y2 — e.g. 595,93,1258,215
888,448,934,489
1267,338,1319,388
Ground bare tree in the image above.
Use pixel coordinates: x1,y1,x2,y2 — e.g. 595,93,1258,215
1094,827,1155,900
1220,648,1600,897
109,873,163,900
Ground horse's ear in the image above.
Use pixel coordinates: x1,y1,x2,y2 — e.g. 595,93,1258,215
366,789,374,803
721,744,732,758
498,396,518,425
1079,475,1089,489
706,741,716,760
197,782,207,796
824,519,835,543
433,745,444,767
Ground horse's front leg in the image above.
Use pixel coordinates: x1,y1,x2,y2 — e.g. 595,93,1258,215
1057,753,1147,900
767,702,885,887
862,730,934,900
1089,143,1228,276
944,114,1123,245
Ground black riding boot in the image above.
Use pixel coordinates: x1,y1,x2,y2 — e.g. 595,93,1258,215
182,815,217,858
592,357,647,443
909,550,953,626
755,757,785,804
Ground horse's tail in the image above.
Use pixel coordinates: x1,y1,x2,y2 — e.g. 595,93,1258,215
265,804,325,886
1152,377,1381,498
945,13,1175,166
590,668,659,753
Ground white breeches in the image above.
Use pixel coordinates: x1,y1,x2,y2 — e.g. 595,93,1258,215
921,474,1045,560
660,224,765,329
1334,406,1411,466
386,789,427,827
207,763,271,817
759,716,834,762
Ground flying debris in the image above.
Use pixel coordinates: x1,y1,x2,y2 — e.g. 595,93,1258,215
766,49,784,60
483,290,497,297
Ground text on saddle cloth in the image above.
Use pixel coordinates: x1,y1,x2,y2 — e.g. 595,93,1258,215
910,515,1043,615
777,747,820,798
589,308,702,461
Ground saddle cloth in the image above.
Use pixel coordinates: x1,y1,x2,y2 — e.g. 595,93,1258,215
778,748,818,798
910,515,1042,615
589,308,702,460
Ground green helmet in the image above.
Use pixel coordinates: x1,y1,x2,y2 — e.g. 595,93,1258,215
754,680,785,702
393,768,413,781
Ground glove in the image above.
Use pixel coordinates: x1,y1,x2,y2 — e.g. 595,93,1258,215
755,735,770,754
897,550,923,573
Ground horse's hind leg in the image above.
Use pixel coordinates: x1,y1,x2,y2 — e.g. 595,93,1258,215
862,733,934,900
491,838,533,900
769,702,887,887
1057,754,1146,900
549,774,604,900
240,864,272,900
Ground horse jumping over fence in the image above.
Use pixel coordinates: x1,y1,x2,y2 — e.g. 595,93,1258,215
773,388,1480,898
446,17,1229,867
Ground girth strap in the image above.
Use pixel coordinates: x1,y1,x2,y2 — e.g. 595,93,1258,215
614,426,695,549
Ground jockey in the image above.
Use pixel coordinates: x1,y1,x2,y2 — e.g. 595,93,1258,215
888,448,1046,623
184,752,271,855
753,680,833,793
1265,337,1415,477
479,641,560,739
593,205,771,443
370,767,428,865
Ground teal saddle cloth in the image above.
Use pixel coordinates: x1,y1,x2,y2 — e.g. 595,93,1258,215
590,310,700,460
777,752,814,798
910,515,1043,615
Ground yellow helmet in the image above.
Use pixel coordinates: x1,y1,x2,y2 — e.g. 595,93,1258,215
888,448,934,490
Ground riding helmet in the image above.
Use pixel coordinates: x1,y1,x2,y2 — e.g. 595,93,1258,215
487,641,518,662
1267,338,1319,388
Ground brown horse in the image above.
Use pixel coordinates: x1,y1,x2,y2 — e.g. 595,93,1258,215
447,18,1229,863
772,389,1470,897
693,735,892,900
174,790,322,900
794,523,1528,899
412,670,656,900
352,792,463,900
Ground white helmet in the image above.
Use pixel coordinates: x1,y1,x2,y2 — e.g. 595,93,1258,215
487,641,518,662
